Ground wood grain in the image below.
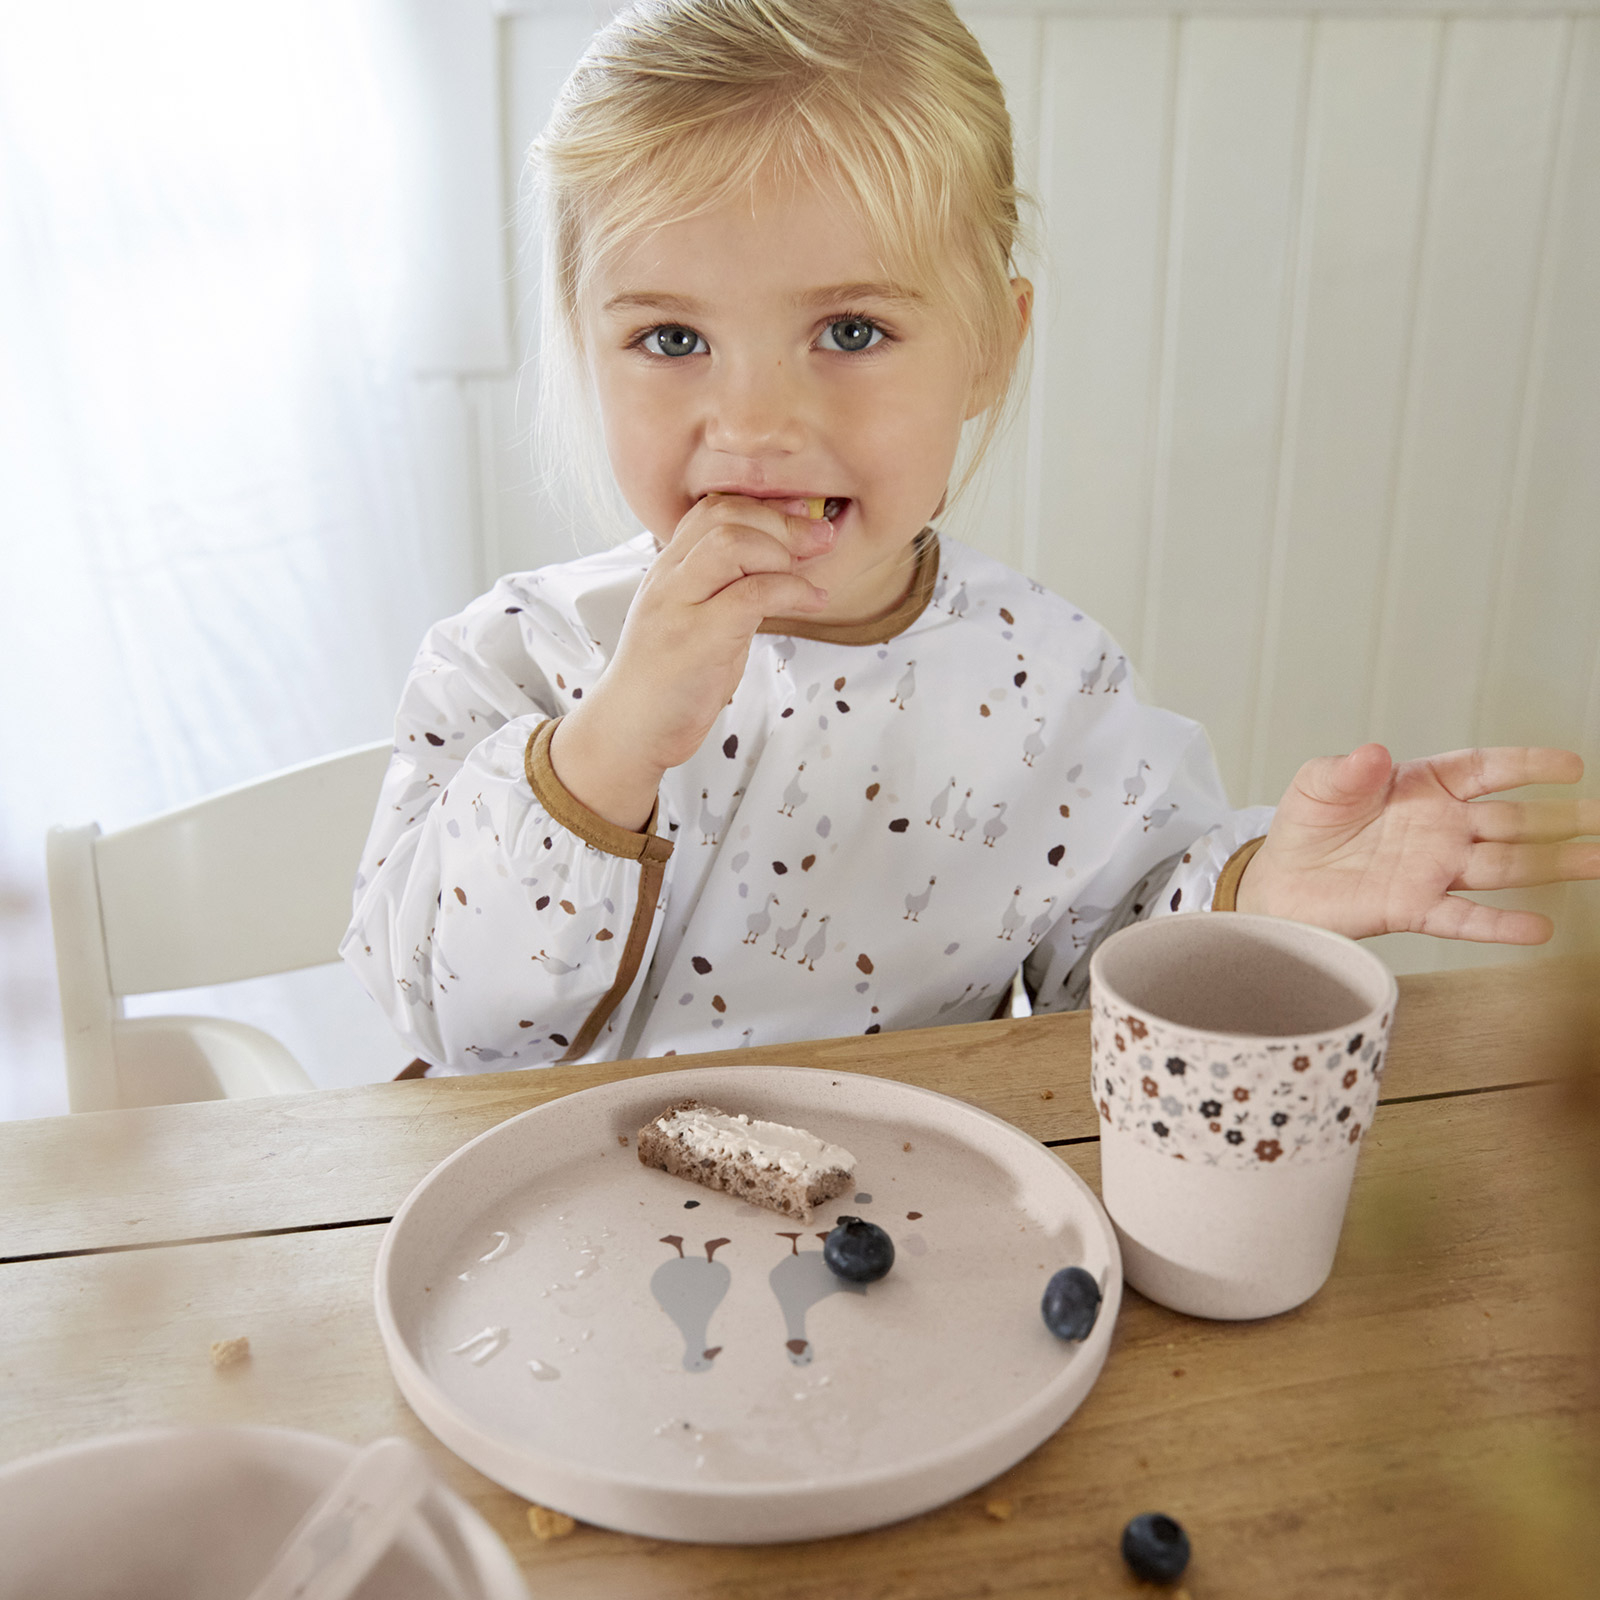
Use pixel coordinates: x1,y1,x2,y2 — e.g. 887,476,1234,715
2,1084,1593,1600
0,964,1582,1261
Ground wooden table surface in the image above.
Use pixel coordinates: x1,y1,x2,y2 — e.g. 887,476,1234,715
3,962,1597,1599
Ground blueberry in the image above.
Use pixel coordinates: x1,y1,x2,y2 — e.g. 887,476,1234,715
1040,1266,1101,1341
822,1216,894,1282
1121,1512,1190,1584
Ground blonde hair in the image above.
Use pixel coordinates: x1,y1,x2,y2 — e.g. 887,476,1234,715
526,0,1034,540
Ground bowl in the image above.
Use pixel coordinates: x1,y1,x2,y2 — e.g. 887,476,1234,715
0,1425,529,1600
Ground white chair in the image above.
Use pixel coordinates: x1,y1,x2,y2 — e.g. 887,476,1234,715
47,741,393,1112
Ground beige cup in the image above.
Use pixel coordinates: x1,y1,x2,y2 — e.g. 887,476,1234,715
1089,912,1398,1320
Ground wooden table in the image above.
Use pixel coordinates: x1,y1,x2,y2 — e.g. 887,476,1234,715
3,964,1597,1599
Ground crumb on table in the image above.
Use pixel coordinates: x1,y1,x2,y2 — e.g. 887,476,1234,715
209,1336,251,1370
984,1499,1014,1522
528,1503,577,1541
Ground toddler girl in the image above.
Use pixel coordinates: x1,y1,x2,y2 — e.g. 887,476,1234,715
343,0,1595,1075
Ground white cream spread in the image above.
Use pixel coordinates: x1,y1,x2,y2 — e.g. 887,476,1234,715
657,1107,855,1179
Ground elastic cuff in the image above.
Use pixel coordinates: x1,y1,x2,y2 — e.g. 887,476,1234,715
1212,835,1268,911
524,719,673,864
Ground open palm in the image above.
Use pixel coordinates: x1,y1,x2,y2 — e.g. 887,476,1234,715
1237,744,1600,943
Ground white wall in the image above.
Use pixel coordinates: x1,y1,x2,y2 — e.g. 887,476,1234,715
426,0,1600,976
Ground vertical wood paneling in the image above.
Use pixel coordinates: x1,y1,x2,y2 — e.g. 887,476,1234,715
1368,17,1569,759
1021,15,1175,660
1141,16,1312,796
941,12,1045,575
1478,19,1600,760
1249,18,1439,804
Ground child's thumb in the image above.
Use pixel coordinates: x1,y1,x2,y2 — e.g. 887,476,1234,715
1299,743,1394,807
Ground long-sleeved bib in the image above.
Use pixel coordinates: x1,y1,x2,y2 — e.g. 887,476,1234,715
342,530,1273,1073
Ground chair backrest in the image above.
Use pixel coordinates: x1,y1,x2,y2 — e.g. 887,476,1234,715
47,740,392,1108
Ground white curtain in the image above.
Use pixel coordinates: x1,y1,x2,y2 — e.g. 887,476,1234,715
0,0,482,1116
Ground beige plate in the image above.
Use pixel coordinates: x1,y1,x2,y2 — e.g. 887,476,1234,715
374,1065,1120,1544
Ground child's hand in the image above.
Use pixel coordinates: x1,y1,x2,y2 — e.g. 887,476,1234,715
549,495,832,830
1236,745,1600,942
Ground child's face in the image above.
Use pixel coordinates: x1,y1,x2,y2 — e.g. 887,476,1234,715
585,172,1024,623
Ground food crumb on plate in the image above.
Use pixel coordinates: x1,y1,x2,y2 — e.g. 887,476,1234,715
1040,1089,1054,1099
528,1504,577,1541
209,1336,250,1370
984,1499,1014,1522
902,1141,913,1152
617,1134,629,1146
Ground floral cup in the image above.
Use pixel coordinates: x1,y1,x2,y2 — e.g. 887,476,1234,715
1089,912,1398,1319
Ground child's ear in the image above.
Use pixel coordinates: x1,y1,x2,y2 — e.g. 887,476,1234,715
1010,276,1034,339
965,276,1034,419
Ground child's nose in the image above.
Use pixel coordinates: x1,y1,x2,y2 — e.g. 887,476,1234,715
702,361,808,458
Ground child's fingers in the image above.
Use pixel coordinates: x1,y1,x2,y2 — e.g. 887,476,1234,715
671,521,828,607
664,494,835,575
662,518,838,624
1453,839,1600,891
1418,896,1555,945
1425,745,1585,799
1466,796,1600,843
706,569,830,623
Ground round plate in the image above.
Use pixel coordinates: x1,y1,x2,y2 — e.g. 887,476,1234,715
375,1065,1120,1544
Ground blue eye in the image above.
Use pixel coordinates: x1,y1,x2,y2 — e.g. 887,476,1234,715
820,318,882,353
649,326,704,358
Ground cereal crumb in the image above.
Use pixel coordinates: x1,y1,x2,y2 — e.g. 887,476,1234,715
528,1504,577,1541
1039,1089,1054,1100
984,1499,1014,1522
902,1142,912,1152
209,1336,251,1369
617,1134,629,1147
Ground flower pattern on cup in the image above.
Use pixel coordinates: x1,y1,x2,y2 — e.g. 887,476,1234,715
1091,997,1391,1168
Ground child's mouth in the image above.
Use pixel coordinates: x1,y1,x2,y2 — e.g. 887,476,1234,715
808,496,849,522
702,491,851,523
